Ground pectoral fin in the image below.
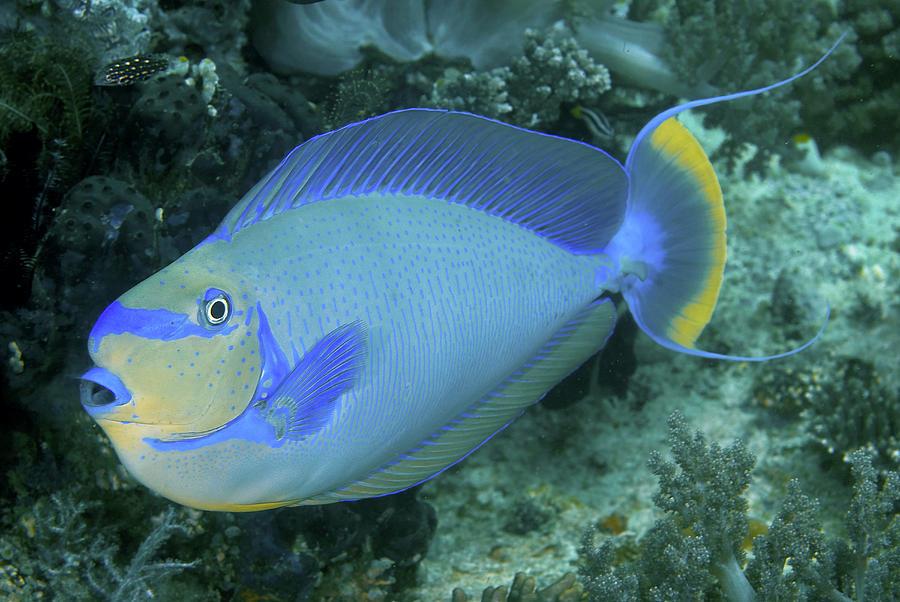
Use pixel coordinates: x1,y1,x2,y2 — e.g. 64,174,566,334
262,321,367,441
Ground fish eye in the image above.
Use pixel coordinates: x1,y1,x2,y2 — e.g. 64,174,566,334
201,290,231,327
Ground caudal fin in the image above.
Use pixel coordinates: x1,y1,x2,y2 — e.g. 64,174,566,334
607,35,843,361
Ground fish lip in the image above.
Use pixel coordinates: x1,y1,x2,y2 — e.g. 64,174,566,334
80,366,132,414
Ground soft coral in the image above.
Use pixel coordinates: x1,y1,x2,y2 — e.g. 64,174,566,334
579,412,900,601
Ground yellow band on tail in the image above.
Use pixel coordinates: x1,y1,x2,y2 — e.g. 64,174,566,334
649,118,726,348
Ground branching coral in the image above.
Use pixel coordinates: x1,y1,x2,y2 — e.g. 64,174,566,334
0,490,195,600
423,23,611,129
579,412,900,601
579,411,754,600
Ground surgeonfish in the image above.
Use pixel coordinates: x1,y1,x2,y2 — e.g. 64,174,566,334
79,40,839,511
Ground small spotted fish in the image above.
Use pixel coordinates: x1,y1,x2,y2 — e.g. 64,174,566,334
79,40,838,511
96,54,170,86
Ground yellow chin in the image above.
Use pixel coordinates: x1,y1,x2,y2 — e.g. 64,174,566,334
93,419,305,512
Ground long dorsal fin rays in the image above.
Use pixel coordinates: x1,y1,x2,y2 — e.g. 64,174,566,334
613,35,844,362
211,108,630,254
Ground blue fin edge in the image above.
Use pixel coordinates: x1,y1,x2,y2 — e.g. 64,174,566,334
620,34,845,361
211,109,630,255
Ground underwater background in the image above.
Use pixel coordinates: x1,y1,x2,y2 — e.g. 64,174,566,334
1,0,899,600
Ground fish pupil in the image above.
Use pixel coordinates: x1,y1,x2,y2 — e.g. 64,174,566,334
209,300,226,320
205,294,230,325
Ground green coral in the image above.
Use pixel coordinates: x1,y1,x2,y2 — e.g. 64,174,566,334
579,412,900,601
747,452,900,600
743,480,829,600
579,411,755,600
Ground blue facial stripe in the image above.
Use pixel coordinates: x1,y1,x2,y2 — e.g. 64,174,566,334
90,301,238,352
249,303,291,405
145,310,366,451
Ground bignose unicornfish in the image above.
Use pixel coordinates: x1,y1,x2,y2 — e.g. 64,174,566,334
79,40,838,511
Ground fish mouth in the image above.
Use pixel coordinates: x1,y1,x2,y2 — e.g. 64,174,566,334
80,366,132,413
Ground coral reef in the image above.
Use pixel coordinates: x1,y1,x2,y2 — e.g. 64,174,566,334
0,491,195,600
747,450,900,600
578,411,753,600
250,0,565,76
1,0,153,62
423,23,611,129
503,497,553,536
753,357,900,473
0,1,897,600
814,0,900,156
628,0,900,171
632,0,845,171
0,28,99,307
579,412,900,601
157,0,251,71
33,175,175,343
805,359,900,472
252,0,900,171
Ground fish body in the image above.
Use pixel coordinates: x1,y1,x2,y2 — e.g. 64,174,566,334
80,43,836,511
85,186,612,509
95,54,170,86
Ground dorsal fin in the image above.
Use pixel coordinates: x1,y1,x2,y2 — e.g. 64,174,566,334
212,109,629,254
